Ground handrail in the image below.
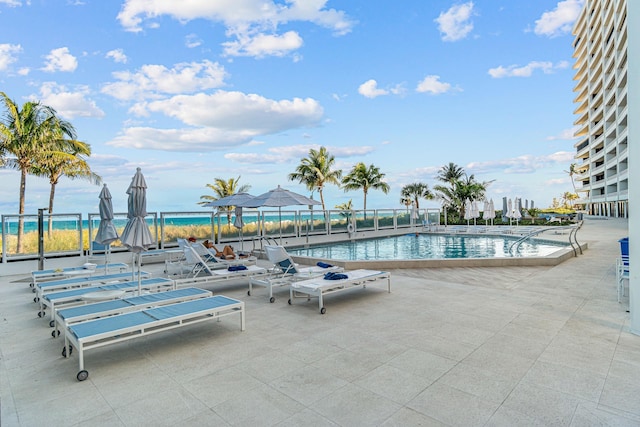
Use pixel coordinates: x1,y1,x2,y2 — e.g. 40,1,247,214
508,221,584,256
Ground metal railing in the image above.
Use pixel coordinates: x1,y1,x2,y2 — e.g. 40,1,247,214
1,208,423,263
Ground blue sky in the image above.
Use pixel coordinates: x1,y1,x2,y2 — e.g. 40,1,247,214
0,0,584,216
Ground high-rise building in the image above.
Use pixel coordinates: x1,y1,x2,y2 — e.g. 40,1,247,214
572,0,628,217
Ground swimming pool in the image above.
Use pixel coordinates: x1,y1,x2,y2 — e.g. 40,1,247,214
289,234,567,260
286,233,576,269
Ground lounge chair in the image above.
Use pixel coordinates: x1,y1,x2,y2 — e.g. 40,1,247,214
52,286,212,338
178,245,258,278
30,262,129,288
288,269,391,314
63,295,245,381
34,271,152,307
248,245,343,303
190,242,256,268
174,246,268,286
40,277,175,325
617,255,630,302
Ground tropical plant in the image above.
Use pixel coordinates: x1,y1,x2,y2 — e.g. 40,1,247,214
433,165,491,219
288,146,342,211
341,162,390,211
400,182,433,209
199,176,250,228
562,191,579,209
0,92,78,252
31,140,101,234
564,163,578,193
335,199,353,220
436,162,465,186
400,196,412,214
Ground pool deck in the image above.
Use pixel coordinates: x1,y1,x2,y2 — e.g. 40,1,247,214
1,217,639,426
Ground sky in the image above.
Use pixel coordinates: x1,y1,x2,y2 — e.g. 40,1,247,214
0,0,585,216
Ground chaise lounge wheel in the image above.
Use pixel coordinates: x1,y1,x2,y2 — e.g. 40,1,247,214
37,311,43,318
287,299,292,305
30,283,34,288
270,297,275,303
320,307,326,314
32,288,36,293
61,346,73,357
247,290,251,296
77,370,89,381
49,320,55,327
51,330,60,338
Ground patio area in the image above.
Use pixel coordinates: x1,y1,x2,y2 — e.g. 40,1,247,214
1,217,638,426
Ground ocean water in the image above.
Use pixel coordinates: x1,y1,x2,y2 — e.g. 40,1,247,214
1,212,345,234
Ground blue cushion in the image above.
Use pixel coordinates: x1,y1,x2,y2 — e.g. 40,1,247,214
324,272,347,280
228,265,248,272
317,261,333,268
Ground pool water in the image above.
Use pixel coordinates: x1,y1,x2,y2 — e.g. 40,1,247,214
288,234,568,261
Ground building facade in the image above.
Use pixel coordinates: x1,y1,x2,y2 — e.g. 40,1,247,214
572,0,628,217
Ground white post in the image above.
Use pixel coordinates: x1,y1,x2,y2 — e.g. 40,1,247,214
628,0,640,335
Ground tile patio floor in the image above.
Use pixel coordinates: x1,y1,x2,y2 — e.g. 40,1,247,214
1,217,639,426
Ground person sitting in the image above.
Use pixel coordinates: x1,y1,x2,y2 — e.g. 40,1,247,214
205,242,236,260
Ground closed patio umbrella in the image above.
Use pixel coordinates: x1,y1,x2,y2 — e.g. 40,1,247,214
483,199,496,226
95,184,119,274
464,199,473,226
120,168,154,295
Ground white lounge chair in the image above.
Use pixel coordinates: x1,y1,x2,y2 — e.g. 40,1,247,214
63,295,245,381
174,246,268,286
52,286,212,338
178,246,255,277
248,245,342,303
288,269,391,314
617,255,630,302
41,277,175,326
30,262,129,288
34,271,152,314
190,242,256,268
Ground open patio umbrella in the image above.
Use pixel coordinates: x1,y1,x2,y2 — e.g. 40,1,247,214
119,168,154,295
95,184,119,274
238,185,320,243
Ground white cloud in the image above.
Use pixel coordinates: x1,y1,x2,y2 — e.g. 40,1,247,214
467,151,574,174
116,0,354,57
435,1,474,42
145,91,323,132
101,60,227,101
225,144,375,164
358,79,388,98
105,48,127,63
488,60,568,78
36,82,105,119
42,47,77,72
106,91,324,152
0,0,22,6
185,33,202,48
0,43,21,71
546,127,579,140
223,31,303,58
416,75,454,94
534,0,584,38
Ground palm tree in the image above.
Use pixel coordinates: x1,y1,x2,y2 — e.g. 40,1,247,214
31,141,102,234
436,162,465,185
0,92,77,252
288,146,342,211
400,196,412,214
341,162,390,211
400,182,433,209
564,163,578,193
199,176,250,228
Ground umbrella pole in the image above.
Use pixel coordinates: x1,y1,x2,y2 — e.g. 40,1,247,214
138,253,142,296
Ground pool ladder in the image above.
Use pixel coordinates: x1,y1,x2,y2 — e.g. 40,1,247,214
508,221,584,257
